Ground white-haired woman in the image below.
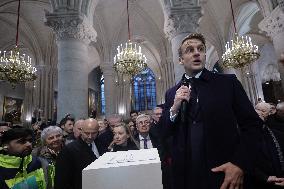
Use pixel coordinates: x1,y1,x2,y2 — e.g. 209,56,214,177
33,126,64,164
32,126,64,189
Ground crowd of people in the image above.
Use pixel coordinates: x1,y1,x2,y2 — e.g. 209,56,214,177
0,33,284,189
0,106,168,189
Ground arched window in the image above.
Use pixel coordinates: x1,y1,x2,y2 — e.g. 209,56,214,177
100,75,105,114
132,68,156,111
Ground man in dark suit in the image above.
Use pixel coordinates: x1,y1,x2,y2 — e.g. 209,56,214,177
134,114,160,150
163,33,263,189
54,118,105,189
150,105,163,138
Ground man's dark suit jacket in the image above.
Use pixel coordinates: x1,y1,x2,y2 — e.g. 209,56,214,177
134,132,160,150
54,138,105,189
163,68,263,189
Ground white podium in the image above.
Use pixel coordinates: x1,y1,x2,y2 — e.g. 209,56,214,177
82,148,163,189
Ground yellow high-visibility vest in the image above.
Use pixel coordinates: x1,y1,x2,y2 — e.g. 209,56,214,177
0,154,46,189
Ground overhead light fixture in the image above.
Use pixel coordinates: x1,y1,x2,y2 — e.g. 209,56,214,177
222,0,260,69
0,0,37,87
113,0,147,76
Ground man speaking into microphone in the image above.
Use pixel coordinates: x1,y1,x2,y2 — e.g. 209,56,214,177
162,33,263,189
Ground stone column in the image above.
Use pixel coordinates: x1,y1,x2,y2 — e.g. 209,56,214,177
164,3,202,83
23,82,34,127
100,63,116,116
259,6,284,89
45,14,97,120
165,56,175,88
239,66,259,105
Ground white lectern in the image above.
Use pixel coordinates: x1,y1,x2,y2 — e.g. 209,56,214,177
82,148,163,189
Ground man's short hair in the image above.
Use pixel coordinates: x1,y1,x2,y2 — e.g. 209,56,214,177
130,110,138,116
178,33,206,58
59,117,74,127
1,128,33,144
155,104,164,109
136,114,151,124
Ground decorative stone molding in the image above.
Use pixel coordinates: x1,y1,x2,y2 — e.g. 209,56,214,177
262,63,281,82
163,0,199,9
164,8,202,39
279,0,284,12
259,6,284,37
45,13,97,44
100,63,114,76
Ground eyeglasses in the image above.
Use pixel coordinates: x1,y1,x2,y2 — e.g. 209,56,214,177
137,120,150,126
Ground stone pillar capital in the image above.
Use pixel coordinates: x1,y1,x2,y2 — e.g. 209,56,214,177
45,12,97,44
259,6,284,37
279,0,284,12
100,63,114,76
164,7,202,40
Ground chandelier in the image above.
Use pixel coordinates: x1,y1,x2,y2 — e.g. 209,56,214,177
0,0,37,86
222,0,260,69
113,0,147,76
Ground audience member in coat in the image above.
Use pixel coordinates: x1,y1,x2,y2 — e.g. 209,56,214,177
54,118,105,189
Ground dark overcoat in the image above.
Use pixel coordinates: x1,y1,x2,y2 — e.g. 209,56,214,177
162,69,263,189
54,138,105,189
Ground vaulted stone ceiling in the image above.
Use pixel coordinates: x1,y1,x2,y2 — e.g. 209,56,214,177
0,0,273,76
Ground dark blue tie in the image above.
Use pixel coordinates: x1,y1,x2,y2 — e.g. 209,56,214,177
143,138,148,149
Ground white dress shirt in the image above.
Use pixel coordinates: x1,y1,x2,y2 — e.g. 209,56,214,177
170,71,203,122
139,134,153,149
91,141,100,158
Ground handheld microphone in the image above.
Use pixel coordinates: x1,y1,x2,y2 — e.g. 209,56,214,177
181,76,190,123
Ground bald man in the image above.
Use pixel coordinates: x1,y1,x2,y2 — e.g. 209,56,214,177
55,118,105,189
255,102,271,121
276,102,284,119
65,119,85,145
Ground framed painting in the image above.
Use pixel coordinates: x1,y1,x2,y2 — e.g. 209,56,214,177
2,96,23,124
88,89,99,118
53,91,58,122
